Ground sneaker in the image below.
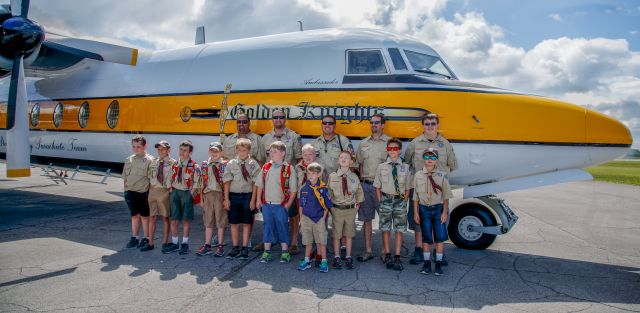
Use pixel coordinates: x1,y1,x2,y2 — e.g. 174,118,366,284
434,260,443,276
384,254,393,269
290,245,299,255
196,244,212,256
420,261,431,275
409,247,424,265
214,245,225,257
297,259,311,271
332,257,343,269
179,243,189,255
126,237,139,248
280,252,291,263
239,247,249,260
345,257,355,270
137,238,148,248
392,255,404,271
161,242,171,249
319,260,329,273
226,246,241,259
260,251,272,263
162,243,179,254
140,242,154,252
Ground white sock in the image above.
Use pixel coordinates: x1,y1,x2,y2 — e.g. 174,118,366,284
436,253,443,261
182,237,189,244
304,257,310,262
172,236,179,244
424,252,431,261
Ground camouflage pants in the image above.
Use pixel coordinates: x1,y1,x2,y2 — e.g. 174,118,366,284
379,193,408,232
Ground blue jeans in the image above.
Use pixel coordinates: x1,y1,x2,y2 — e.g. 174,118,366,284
419,204,448,244
262,204,291,245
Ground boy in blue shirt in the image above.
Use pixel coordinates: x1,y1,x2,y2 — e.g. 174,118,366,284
297,162,332,272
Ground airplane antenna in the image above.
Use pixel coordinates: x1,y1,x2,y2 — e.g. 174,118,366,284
195,26,205,45
298,20,303,32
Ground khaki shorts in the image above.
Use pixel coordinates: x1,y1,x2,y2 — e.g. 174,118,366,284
148,187,170,217
202,191,227,229
331,207,357,239
300,215,328,245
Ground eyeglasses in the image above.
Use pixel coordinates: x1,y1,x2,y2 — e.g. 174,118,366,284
423,122,437,126
386,147,400,151
423,155,438,160
370,121,382,125
322,121,335,125
237,120,249,124
273,116,286,120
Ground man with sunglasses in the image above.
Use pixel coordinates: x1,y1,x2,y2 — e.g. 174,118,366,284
261,109,303,254
355,113,391,263
311,115,355,181
404,113,458,266
222,113,266,165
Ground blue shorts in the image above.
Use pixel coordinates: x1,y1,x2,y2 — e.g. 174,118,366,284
229,192,253,225
262,203,291,245
419,204,448,244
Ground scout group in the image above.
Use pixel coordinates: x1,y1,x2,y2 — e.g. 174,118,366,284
123,110,456,276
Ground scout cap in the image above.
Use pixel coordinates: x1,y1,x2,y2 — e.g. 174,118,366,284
154,140,170,148
423,147,439,158
209,142,223,151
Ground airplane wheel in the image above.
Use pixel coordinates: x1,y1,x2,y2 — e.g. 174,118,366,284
448,204,497,250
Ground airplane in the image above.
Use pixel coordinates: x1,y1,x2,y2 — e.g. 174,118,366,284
0,0,632,250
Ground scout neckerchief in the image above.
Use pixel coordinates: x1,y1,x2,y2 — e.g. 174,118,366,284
156,158,165,187
201,159,225,190
172,158,197,189
309,180,328,212
340,169,352,197
261,161,292,205
239,159,250,181
426,170,443,196
391,161,403,198
298,161,308,186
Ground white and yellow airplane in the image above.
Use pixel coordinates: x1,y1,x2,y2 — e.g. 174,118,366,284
0,0,632,249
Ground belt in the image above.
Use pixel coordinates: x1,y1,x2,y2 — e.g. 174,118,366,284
361,179,374,184
420,203,443,210
229,192,252,195
333,203,356,210
265,201,282,205
382,192,405,200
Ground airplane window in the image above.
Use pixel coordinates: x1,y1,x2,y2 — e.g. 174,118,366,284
30,103,40,127
53,103,63,128
388,48,407,70
347,50,388,74
78,101,90,129
404,50,453,79
106,100,119,129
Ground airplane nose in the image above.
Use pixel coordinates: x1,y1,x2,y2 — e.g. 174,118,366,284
585,108,632,163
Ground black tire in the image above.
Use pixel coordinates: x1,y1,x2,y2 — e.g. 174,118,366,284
448,204,497,250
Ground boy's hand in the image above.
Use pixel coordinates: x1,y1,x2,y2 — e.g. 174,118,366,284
223,199,230,211
414,212,420,225
440,210,448,224
254,201,260,211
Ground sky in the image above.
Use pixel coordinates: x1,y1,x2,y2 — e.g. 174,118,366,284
4,0,639,148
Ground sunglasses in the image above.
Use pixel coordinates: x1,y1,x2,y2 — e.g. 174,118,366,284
273,116,286,120
386,147,400,151
370,121,382,125
322,121,335,125
423,155,438,160
423,122,437,126
237,120,249,124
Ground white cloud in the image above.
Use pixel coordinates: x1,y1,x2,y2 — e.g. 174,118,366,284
549,13,563,22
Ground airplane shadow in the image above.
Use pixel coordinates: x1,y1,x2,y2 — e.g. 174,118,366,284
0,189,638,310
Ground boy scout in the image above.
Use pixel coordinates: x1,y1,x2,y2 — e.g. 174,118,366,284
255,141,298,264
404,113,458,265
163,140,200,255
297,162,332,273
328,150,364,270
413,149,453,276
222,113,265,164
373,138,411,270
223,138,261,260
143,140,175,251
312,114,355,180
123,135,154,249
355,113,391,262
295,143,319,259
196,142,228,257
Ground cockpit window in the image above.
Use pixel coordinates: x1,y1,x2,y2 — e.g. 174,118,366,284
388,48,407,70
404,50,453,79
346,50,388,74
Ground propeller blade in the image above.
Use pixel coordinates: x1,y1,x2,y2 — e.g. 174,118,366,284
20,0,29,17
45,37,138,66
9,0,24,17
6,55,31,177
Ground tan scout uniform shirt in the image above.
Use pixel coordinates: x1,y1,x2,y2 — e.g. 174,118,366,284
198,158,226,193
312,133,355,179
222,132,265,164
295,161,310,189
413,169,453,206
373,158,412,196
255,162,298,203
123,153,154,192
405,133,458,174
149,156,175,188
261,128,302,164
328,168,365,206
222,157,261,193
171,159,200,191
356,133,391,181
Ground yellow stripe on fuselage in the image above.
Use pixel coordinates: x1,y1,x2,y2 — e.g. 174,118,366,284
0,89,632,146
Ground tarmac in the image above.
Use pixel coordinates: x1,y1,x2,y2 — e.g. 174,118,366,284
0,162,639,312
